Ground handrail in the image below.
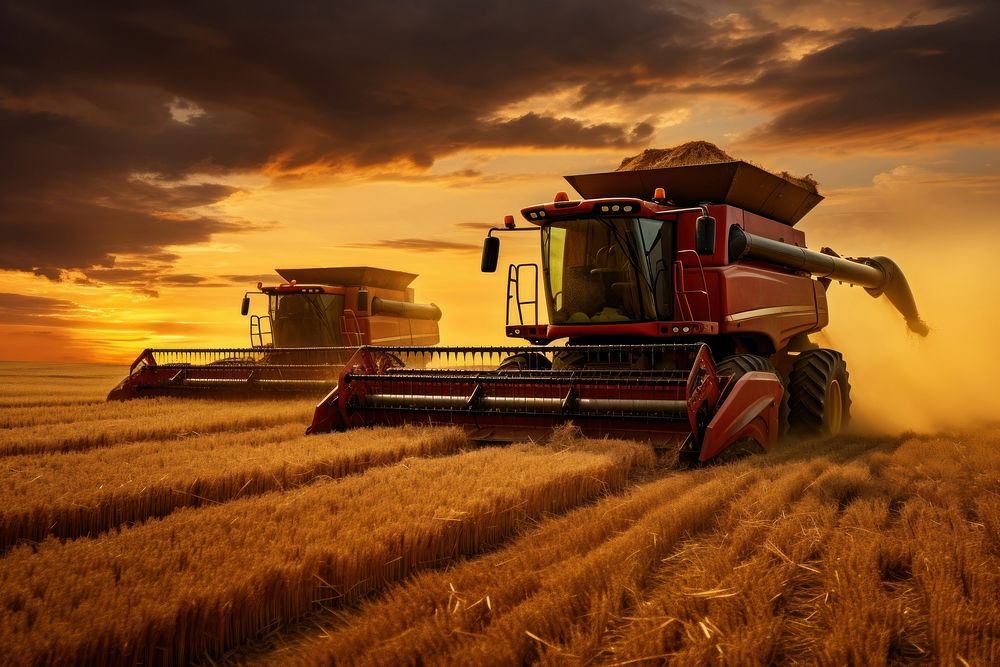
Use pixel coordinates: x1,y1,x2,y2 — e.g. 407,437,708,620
506,263,540,326
249,314,273,348
673,250,712,321
340,309,365,347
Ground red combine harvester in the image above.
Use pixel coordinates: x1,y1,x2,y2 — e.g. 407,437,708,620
308,163,927,461
108,267,441,400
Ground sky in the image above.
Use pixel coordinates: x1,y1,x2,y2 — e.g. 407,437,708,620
1,0,999,430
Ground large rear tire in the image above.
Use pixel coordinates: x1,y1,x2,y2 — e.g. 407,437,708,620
715,354,789,437
787,349,851,436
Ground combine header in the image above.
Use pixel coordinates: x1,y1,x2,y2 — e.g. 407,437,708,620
108,267,441,400
308,344,780,460
309,162,927,461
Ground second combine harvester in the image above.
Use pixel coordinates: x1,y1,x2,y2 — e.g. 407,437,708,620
309,162,927,462
108,267,441,399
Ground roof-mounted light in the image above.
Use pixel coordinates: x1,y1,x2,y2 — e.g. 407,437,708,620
503,214,516,229
596,201,638,215
554,191,569,202
653,187,666,201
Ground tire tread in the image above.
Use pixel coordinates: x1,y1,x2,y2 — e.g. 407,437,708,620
787,349,852,436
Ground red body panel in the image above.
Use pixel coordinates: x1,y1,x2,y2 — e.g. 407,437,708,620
699,371,783,461
714,263,820,351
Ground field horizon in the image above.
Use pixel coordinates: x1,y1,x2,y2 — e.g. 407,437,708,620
1,362,997,665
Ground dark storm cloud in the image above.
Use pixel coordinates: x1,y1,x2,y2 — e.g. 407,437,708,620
731,1,1000,147
0,293,78,322
342,239,480,253
72,266,230,296
2,0,991,288
0,101,249,280
0,0,796,285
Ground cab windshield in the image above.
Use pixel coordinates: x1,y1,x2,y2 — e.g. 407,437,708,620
542,217,673,324
268,293,345,346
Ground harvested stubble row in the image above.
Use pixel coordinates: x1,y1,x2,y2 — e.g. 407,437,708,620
587,433,1000,665
0,424,467,550
479,461,834,667
0,399,315,456
459,434,999,666
595,433,1000,666
251,432,1000,666
789,437,1000,665
0,438,654,666
0,395,231,429
600,473,848,665
0,362,124,407
256,455,822,666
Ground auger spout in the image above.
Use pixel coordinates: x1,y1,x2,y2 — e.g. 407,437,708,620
859,255,929,337
728,227,929,336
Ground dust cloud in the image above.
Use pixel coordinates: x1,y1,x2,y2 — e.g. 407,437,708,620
805,170,1000,435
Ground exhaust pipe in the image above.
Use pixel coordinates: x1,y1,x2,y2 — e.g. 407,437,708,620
729,227,929,336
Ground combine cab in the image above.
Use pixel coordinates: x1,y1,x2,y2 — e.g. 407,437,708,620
108,267,441,400
309,163,927,461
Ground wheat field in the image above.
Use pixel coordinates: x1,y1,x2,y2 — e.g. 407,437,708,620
0,362,997,666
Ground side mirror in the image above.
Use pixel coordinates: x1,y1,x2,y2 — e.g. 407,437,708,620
481,236,500,273
696,216,717,255
357,289,369,312
240,295,250,316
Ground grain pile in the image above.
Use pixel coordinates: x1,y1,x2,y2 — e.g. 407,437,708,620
616,140,820,194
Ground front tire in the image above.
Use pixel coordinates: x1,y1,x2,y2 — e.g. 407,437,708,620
787,349,851,436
